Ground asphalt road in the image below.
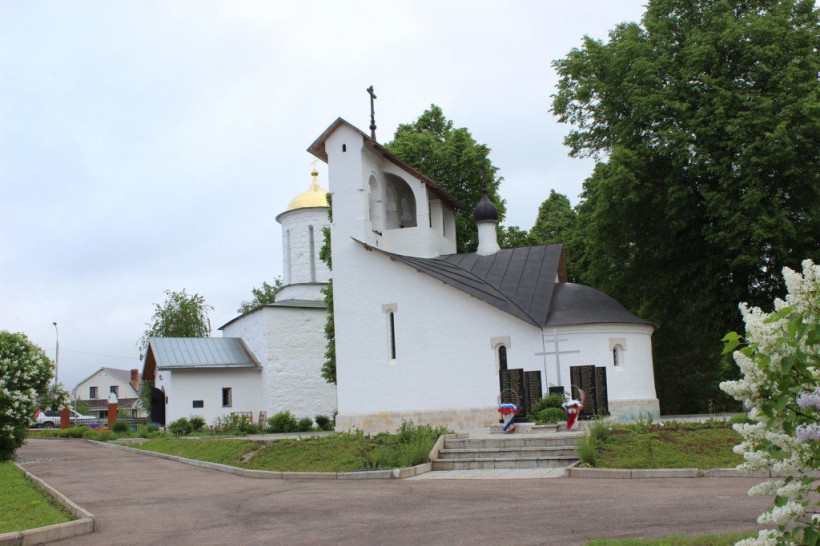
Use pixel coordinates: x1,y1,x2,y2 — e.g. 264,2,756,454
17,438,767,545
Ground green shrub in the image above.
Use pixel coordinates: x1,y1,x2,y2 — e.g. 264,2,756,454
189,416,207,432
212,414,258,435
266,411,297,433
296,417,313,432
314,415,333,431
533,407,565,424
576,434,598,467
111,421,130,434
136,424,159,438
168,418,193,436
531,394,565,414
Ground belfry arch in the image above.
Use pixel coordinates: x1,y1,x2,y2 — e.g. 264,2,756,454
384,173,416,229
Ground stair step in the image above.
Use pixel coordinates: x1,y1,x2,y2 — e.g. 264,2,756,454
444,437,578,449
438,446,577,459
432,457,578,470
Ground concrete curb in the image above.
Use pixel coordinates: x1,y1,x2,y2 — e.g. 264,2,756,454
0,464,95,545
89,436,462,480
565,461,817,479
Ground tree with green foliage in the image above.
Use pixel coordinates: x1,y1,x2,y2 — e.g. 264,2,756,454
139,289,212,354
551,0,820,413
0,331,69,460
319,194,336,384
236,278,283,314
385,105,506,253
528,190,582,281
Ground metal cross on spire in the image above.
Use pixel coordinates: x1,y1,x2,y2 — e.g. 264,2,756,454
367,85,377,141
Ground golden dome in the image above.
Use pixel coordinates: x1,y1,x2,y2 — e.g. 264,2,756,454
287,168,329,211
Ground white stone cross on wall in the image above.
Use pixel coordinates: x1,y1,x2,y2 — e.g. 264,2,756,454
535,330,580,388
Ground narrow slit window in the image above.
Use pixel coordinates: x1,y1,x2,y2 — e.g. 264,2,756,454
389,312,396,360
498,346,508,371
613,345,623,367
309,225,316,282
222,387,232,407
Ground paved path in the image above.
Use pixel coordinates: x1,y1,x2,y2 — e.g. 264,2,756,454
17,438,767,545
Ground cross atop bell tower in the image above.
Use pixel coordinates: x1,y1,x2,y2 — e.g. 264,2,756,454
367,85,377,141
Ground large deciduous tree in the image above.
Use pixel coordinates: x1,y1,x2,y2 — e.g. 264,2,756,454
139,289,212,354
552,0,820,413
385,105,506,253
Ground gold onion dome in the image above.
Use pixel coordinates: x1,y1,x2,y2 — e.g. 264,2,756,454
287,168,329,211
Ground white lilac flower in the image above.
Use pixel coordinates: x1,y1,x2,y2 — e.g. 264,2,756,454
757,501,805,526
795,423,820,443
796,387,820,409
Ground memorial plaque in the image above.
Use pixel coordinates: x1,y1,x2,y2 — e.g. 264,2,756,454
500,368,525,407
570,365,598,419
595,367,609,416
524,370,542,417
548,386,565,396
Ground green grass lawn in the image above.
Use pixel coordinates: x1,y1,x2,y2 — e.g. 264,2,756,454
0,462,75,534
585,531,756,545
581,421,744,469
136,426,443,472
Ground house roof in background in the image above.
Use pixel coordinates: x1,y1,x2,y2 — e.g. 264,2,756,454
147,337,261,370
72,366,140,393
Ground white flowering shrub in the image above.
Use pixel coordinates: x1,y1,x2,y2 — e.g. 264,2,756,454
0,331,69,460
720,260,819,545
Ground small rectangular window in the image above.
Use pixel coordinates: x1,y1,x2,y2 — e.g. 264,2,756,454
192,400,204,408
222,388,232,408
89,386,97,398
110,386,118,396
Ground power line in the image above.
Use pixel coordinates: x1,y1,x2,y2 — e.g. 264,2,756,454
61,348,140,360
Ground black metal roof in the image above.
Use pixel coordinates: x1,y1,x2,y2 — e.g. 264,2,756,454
357,240,652,329
544,283,655,328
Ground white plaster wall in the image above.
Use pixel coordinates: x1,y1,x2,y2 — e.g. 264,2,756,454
161,368,262,426
275,283,326,303
74,369,138,400
222,306,337,420
278,207,330,286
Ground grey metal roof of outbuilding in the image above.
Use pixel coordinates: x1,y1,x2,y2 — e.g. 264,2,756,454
147,337,260,370
357,240,652,329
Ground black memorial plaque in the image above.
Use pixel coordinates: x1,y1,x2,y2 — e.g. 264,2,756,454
524,370,542,417
595,367,609,416
570,365,609,418
500,368,525,407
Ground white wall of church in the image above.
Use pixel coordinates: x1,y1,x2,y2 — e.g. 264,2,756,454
221,306,336,421
159,368,262,426
277,207,330,287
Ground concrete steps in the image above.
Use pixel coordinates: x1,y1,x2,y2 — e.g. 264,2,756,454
432,434,579,471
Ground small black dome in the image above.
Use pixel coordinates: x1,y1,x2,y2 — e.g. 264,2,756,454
474,190,498,223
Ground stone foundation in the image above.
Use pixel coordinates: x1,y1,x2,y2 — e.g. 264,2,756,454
336,406,499,433
608,398,661,422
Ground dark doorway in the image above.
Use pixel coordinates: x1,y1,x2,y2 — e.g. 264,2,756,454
150,387,166,426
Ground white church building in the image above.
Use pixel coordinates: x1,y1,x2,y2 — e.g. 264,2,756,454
142,115,660,432
307,118,660,432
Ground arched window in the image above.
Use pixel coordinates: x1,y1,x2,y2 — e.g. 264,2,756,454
498,345,508,371
368,175,383,231
613,344,624,367
384,173,416,229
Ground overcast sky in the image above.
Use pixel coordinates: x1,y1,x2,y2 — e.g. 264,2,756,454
1,1,648,391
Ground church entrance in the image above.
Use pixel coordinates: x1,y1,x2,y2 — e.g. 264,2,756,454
150,387,166,426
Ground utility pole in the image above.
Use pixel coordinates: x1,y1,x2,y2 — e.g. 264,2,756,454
52,322,59,387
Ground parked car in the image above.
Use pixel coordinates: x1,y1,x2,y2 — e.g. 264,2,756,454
32,409,95,428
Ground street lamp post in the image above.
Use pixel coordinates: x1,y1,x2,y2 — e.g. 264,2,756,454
52,322,59,387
